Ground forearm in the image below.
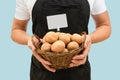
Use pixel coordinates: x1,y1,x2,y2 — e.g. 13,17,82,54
11,29,31,45
90,25,111,43
11,18,31,45
90,11,112,43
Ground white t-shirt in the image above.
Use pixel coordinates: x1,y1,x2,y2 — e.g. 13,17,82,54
15,0,107,20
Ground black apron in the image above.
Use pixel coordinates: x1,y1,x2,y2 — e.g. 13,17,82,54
31,0,91,80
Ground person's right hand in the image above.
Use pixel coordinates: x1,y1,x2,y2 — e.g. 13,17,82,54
27,35,56,72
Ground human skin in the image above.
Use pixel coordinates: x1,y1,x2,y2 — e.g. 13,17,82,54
11,11,111,72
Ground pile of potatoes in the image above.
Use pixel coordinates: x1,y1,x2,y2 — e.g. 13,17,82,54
40,31,84,53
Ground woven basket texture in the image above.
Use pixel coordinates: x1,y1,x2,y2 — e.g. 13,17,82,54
34,32,86,69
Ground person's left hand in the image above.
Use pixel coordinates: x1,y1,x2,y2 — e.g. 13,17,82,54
69,35,92,67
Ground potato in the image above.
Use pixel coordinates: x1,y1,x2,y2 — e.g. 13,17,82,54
66,33,72,38
41,43,51,51
51,40,65,53
59,33,71,44
62,48,69,53
67,41,79,50
71,33,82,44
56,32,61,36
43,31,58,43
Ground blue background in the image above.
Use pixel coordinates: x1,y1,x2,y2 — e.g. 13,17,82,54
0,0,119,80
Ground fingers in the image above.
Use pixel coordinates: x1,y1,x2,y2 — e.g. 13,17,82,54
72,45,90,60
33,53,55,72
37,55,56,72
82,43,90,57
72,54,85,60
27,36,56,72
72,37,91,60
84,35,91,48
27,35,41,51
28,36,36,51
32,35,41,48
77,35,91,59
34,53,51,65
70,35,91,68
70,54,87,68
33,51,56,72
69,57,87,67
42,63,56,72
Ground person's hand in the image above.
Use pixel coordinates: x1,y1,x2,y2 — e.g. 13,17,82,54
69,35,92,67
27,35,56,72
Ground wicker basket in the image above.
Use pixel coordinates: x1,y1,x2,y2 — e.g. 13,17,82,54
33,32,86,69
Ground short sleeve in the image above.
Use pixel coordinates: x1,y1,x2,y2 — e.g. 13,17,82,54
15,0,30,20
91,0,107,15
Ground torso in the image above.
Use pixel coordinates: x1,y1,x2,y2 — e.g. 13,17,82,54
32,0,90,37
25,0,95,18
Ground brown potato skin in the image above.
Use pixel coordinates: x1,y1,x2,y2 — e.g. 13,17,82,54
67,41,79,50
71,33,82,44
43,31,58,43
51,40,65,53
41,42,51,51
59,33,71,44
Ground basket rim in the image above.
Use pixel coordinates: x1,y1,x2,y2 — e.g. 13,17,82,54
37,46,83,55
34,31,86,55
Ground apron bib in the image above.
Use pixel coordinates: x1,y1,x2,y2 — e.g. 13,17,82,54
31,0,91,80
32,0,90,38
